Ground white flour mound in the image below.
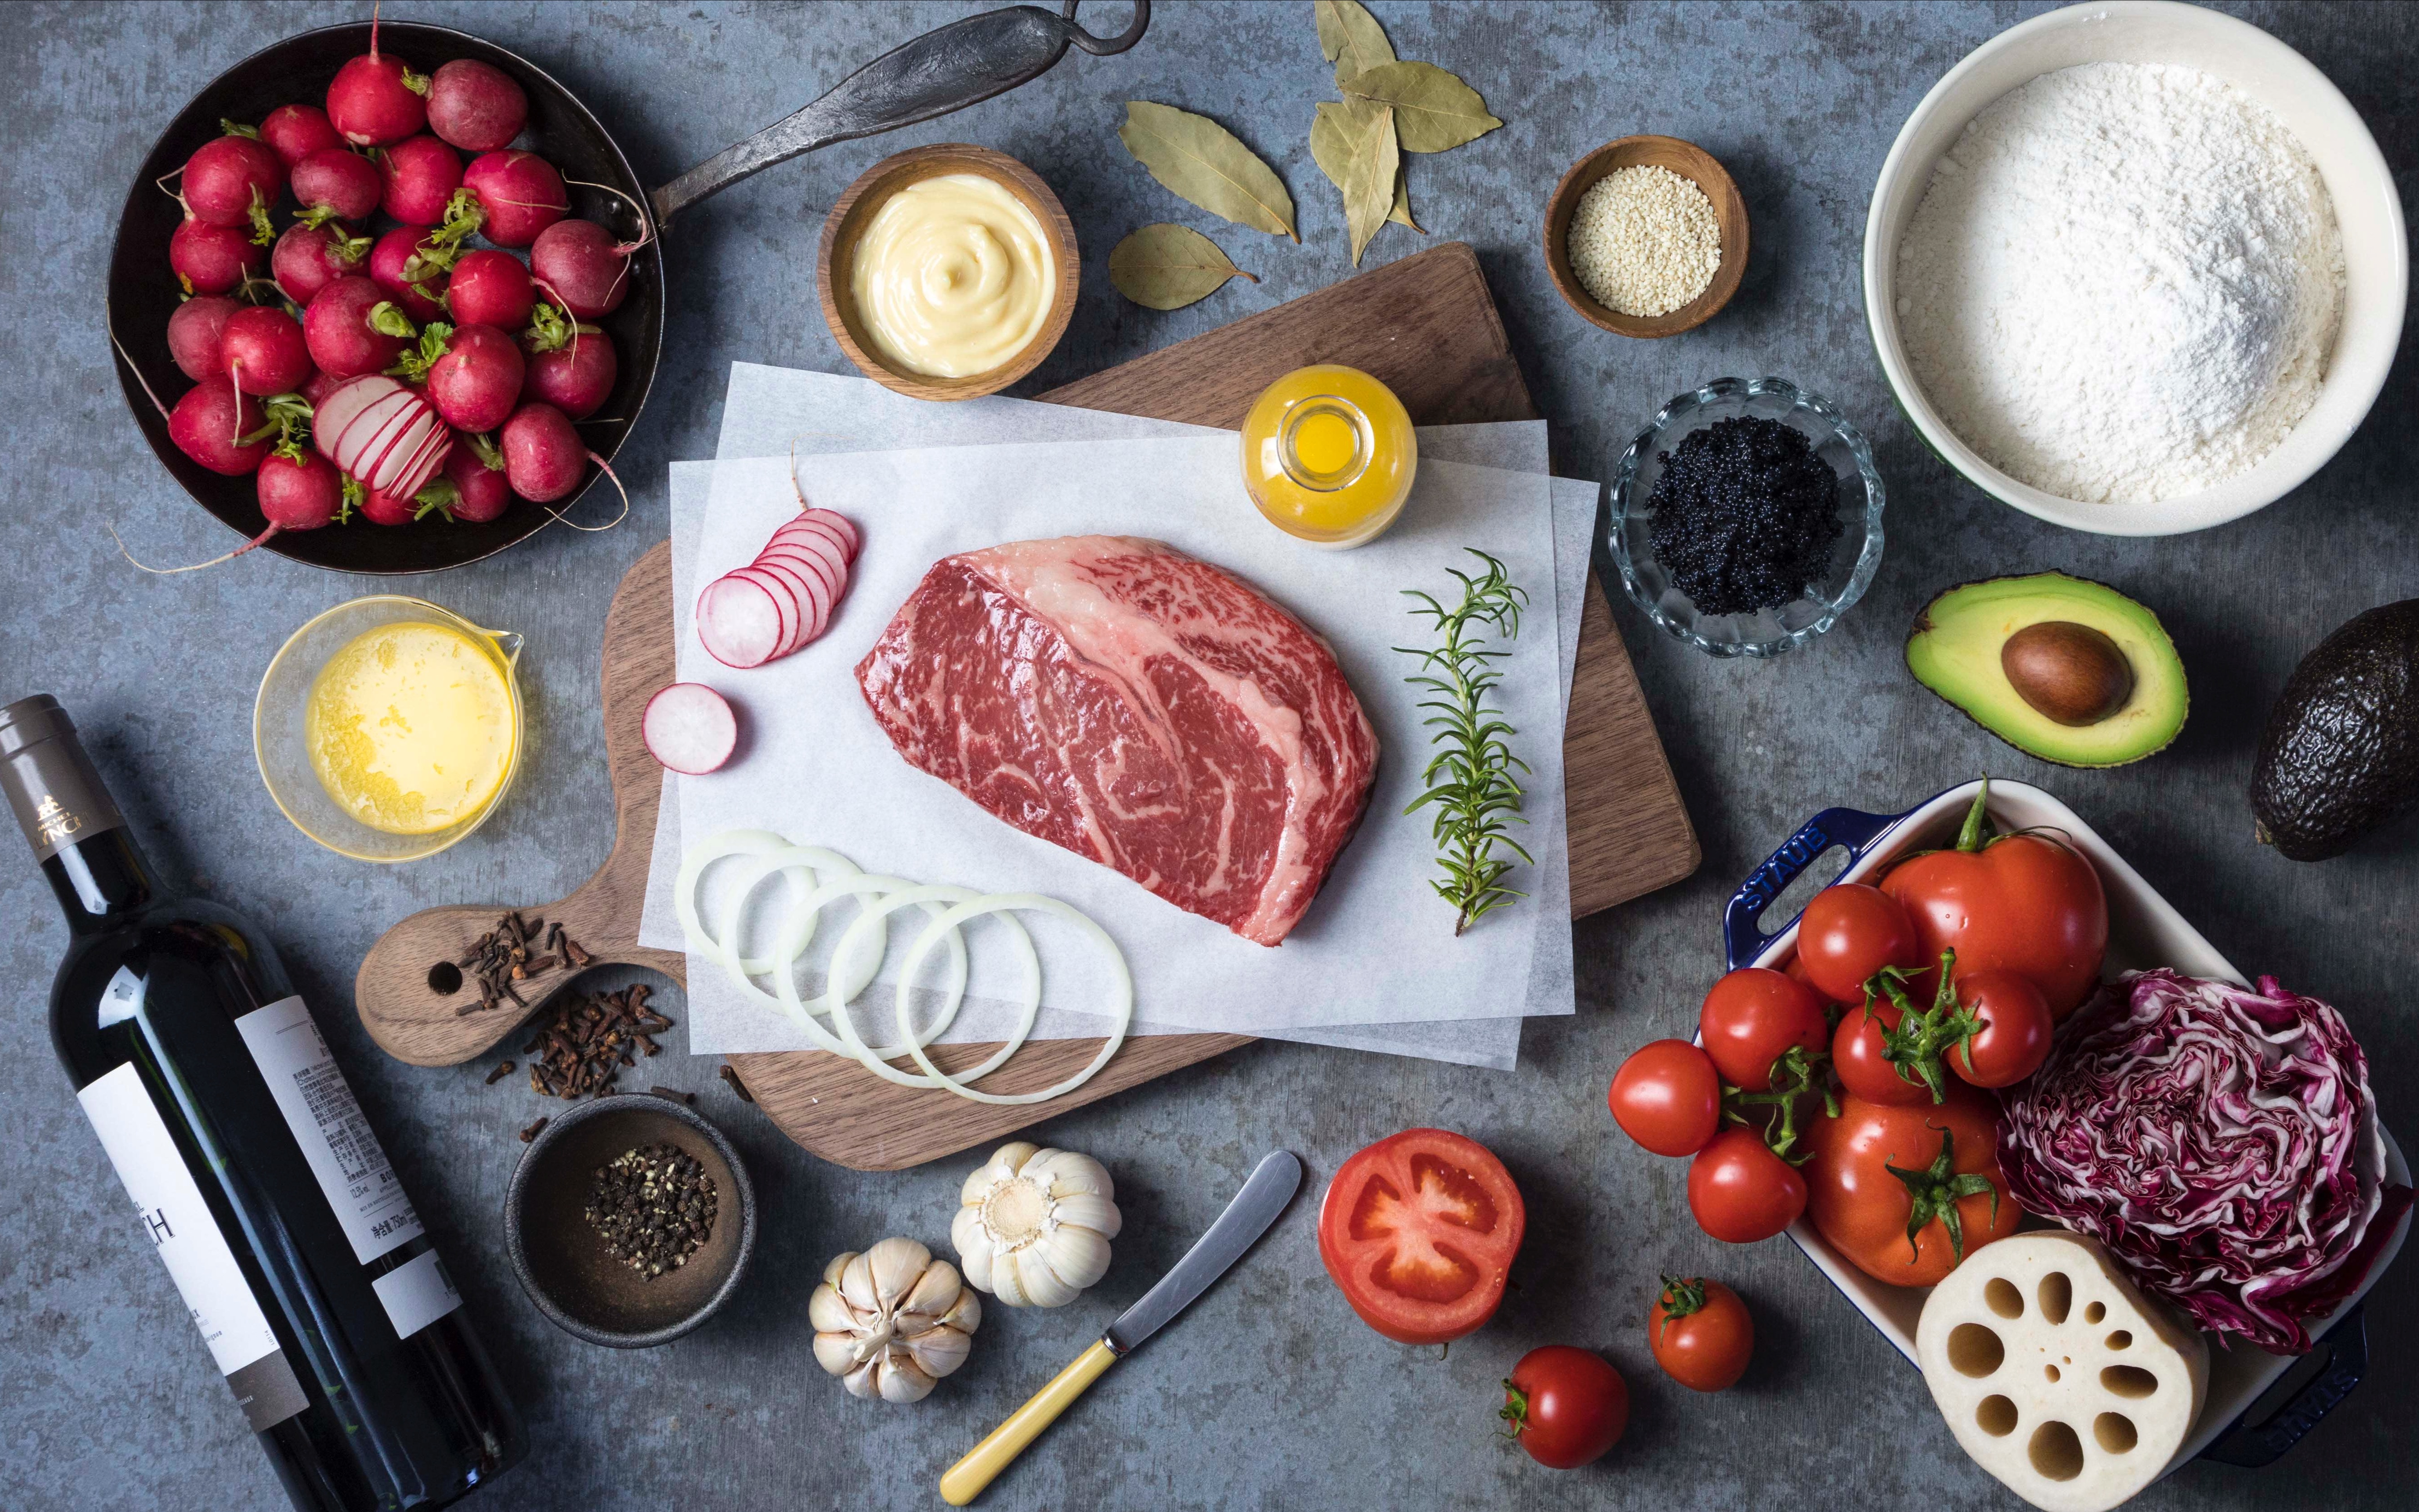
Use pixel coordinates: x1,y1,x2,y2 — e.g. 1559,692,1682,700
1897,62,2344,506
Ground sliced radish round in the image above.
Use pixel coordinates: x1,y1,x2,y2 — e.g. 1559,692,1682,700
697,576,785,669
761,542,842,599
643,683,738,775
800,508,858,560
752,556,830,646
775,517,854,566
727,565,801,652
770,534,850,595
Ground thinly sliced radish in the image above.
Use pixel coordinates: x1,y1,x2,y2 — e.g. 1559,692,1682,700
749,556,828,647
643,683,738,774
800,508,858,560
697,576,784,669
761,543,842,604
770,532,850,598
728,565,801,651
775,517,855,567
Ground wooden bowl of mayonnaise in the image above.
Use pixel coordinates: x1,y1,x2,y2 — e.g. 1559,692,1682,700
818,144,1080,402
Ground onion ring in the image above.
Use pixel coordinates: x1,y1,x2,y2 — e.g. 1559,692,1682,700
890,893,1132,1105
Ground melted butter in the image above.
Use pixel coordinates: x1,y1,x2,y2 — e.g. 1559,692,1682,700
850,173,1055,379
1240,365,1418,549
305,621,516,836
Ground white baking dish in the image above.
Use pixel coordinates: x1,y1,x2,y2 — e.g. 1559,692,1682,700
1724,779,2411,1473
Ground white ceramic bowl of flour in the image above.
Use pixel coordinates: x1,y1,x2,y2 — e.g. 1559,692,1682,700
1865,1,2405,536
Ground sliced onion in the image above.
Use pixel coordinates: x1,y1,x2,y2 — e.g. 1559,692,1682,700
890,893,1131,1106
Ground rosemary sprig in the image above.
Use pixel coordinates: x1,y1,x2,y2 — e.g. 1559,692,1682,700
1397,549,1532,935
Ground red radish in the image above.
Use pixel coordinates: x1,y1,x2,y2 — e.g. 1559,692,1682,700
441,436,514,522
221,305,314,395
253,449,346,542
426,324,525,432
290,146,382,225
643,684,738,774
259,104,342,169
695,577,788,670
694,508,860,668
327,22,430,146
530,219,632,317
379,135,462,224
359,487,418,526
168,377,271,475
182,131,284,232
524,326,617,418
460,150,567,246
797,507,860,559
446,249,534,329
498,402,589,501
314,374,453,502
301,368,345,409
272,220,369,304
169,216,263,296
168,296,242,380
369,225,447,322
305,276,410,378
426,59,527,154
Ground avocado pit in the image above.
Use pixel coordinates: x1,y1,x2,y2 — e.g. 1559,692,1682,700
2002,621,2134,727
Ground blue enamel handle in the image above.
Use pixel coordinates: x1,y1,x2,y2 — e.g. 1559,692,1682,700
2198,1304,2367,1468
1722,806,1905,970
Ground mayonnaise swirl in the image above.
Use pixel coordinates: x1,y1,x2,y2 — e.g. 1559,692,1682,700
850,173,1055,379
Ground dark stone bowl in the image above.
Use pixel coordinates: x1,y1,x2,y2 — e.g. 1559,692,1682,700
505,1095,755,1348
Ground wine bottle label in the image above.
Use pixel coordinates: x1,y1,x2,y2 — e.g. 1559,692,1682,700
372,1247,466,1341
77,1061,311,1432
235,995,426,1265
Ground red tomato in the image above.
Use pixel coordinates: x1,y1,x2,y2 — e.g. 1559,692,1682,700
1686,1127,1808,1243
1649,1276,1754,1392
1501,1347,1627,1468
1697,968,1828,1092
1318,1129,1526,1345
1802,1085,2021,1287
1784,952,1839,1004
1948,970,2053,1088
1794,883,1924,1002
1831,999,1931,1105
1880,789,2108,1019
1608,1040,1722,1156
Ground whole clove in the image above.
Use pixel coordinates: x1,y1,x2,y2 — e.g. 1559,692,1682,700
719,1065,755,1103
484,1060,516,1086
445,911,593,1016
501,983,674,1103
518,1116,550,1143
647,1085,694,1106
583,1143,717,1280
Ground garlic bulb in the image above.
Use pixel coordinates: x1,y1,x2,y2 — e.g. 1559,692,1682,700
808,1237,982,1403
951,1141,1121,1308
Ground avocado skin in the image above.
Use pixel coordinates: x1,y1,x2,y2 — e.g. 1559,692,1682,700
2250,600,2419,861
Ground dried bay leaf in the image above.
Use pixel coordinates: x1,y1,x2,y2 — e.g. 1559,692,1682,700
1338,101,1398,267
1340,60,1503,153
1108,224,1258,310
1310,100,1419,232
1118,101,1298,241
1315,0,1395,89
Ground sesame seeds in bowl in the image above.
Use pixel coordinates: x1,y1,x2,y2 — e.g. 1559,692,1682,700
1544,136,1749,339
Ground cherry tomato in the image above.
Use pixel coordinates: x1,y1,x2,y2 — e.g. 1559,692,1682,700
1500,1346,1627,1468
1784,952,1840,1004
1801,1085,2021,1287
1317,1129,1525,1345
1649,1276,1755,1392
1609,1040,1723,1156
1948,970,2053,1087
1697,968,1828,1092
1832,999,1932,1105
1687,1127,1808,1243
1881,785,2108,1019
1795,883,1925,1002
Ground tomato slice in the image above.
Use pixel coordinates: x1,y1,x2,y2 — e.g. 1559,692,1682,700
1317,1128,1526,1344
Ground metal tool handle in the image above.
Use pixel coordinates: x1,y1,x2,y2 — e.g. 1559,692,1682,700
649,0,1149,224
1722,803,1908,968
2198,1304,2369,1468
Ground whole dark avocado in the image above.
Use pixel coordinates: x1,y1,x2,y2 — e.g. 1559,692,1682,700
2250,600,2419,861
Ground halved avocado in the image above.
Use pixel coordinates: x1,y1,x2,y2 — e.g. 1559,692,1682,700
1906,573,2187,768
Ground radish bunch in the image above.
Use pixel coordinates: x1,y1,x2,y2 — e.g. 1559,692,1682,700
697,510,861,670
140,14,645,565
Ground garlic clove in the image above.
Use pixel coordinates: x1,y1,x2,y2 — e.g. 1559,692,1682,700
1043,1223,1113,1294
900,1258,965,1323
822,1251,856,1289
951,1207,995,1293
1013,1245,1080,1308
812,1330,859,1379
1027,1149,1113,1202
841,1357,881,1399
990,1252,1033,1308
1052,1192,1122,1242
994,1140,1042,1176
866,1237,931,1308
838,1249,881,1313
877,1355,937,1404
808,1283,855,1336
941,1287,982,1336
905,1324,973,1380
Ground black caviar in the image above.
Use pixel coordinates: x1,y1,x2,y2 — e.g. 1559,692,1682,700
1646,416,1844,616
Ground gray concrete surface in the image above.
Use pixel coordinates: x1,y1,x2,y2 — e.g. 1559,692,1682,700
5,3,2414,1508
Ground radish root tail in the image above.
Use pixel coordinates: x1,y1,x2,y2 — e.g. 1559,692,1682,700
107,317,174,421
537,451,630,534
108,520,278,576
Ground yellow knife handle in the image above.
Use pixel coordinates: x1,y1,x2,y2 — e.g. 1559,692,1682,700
940,1337,1120,1506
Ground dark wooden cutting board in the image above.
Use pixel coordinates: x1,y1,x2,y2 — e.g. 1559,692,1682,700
355,243,1698,1169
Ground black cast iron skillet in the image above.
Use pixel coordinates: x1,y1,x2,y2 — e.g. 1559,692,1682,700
107,3,1147,575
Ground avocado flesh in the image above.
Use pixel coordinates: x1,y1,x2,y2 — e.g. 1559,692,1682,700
2250,599,2419,861
1906,573,2187,768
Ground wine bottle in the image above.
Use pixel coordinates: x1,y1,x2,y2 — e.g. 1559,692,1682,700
6,694,524,1511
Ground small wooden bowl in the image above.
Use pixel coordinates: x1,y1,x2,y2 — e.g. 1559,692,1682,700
817,143,1080,401
505,1095,756,1348
1543,136,1748,339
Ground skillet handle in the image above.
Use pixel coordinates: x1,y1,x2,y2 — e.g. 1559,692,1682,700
650,1,1149,224
2197,1304,2368,1469
1721,805,1904,970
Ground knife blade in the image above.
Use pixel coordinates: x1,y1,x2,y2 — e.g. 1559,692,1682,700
939,1150,1302,1506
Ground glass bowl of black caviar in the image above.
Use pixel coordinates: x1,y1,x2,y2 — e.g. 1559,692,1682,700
1608,376,1885,657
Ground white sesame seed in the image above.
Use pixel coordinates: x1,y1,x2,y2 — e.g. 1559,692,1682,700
1566,165,1723,319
